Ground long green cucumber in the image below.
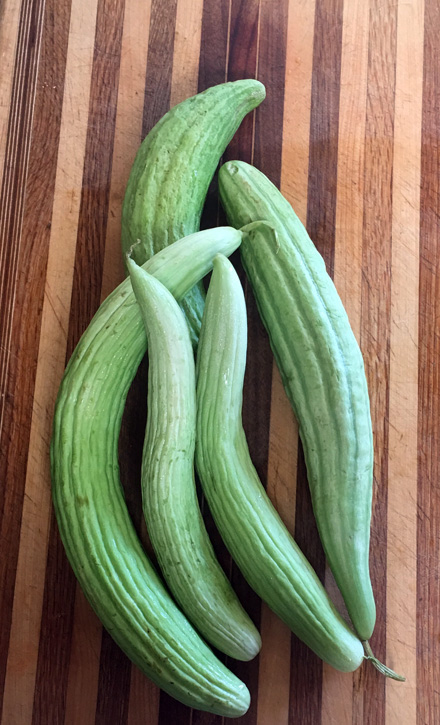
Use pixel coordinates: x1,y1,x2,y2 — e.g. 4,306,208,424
195,253,364,673
126,257,261,661
218,160,375,642
51,227,251,716
121,79,265,345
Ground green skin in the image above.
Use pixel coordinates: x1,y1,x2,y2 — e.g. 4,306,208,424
195,253,364,673
51,227,251,718
126,257,261,661
218,161,376,643
121,79,266,346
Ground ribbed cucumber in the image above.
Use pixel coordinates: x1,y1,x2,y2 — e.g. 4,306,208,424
195,253,364,673
121,79,265,345
51,227,251,716
126,257,261,661
218,160,376,642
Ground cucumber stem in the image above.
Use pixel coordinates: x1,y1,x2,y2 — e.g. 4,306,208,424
362,641,405,681
127,239,142,261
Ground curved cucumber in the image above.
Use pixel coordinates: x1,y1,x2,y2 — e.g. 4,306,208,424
218,160,376,642
121,79,266,344
195,254,364,673
51,227,251,716
126,257,261,661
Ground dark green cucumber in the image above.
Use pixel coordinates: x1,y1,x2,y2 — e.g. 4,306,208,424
121,79,266,345
51,228,251,716
195,254,364,673
126,257,261,661
218,160,376,642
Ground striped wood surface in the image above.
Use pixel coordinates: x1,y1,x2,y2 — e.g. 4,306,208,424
0,0,437,723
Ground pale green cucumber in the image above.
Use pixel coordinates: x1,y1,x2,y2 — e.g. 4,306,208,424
218,160,375,642
51,227,251,717
195,253,364,673
126,257,261,661
121,79,266,344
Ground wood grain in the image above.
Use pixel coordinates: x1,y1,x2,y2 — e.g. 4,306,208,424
360,3,397,722
1,0,438,723
418,2,440,724
386,2,423,724
2,0,98,721
259,2,316,724
322,0,369,721
0,0,65,719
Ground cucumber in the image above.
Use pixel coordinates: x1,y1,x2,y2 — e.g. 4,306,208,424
126,257,261,661
121,79,266,345
195,253,364,673
51,227,251,716
218,160,376,642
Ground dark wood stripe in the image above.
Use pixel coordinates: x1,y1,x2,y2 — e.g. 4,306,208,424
0,0,31,266
142,0,178,137
223,0,269,701
289,1,343,722
196,0,230,236
418,1,440,722
251,0,289,465
253,0,288,188
159,693,197,725
119,356,150,541
95,629,132,725
191,4,260,718
197,0,229,92
0,0,41,429
117,3,182,725
158,6,231,725
66,0,126,359
224,0,259,163
31,510,77,725
121,0,179,563
32,0,125,721
305,0,343,276
0,0,70,711
289,454,325,725
359,0,397,720
121,0,179,555
224,2,289,724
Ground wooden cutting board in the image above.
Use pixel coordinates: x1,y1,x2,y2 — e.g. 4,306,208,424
0,0,438,723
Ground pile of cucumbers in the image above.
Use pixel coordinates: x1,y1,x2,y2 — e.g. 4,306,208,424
51,80,403,718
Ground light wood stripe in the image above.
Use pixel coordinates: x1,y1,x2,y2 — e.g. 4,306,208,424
256,1,315,723
321,0,370,722
64,0,147,719
170,0,204,107
124,0,203,721
97,1,153,721
279,0,315,221
417,2,440,721
386,1,423,722
100,0,152,302
0,0,100,722
359,2,398,721
0,0,22,184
